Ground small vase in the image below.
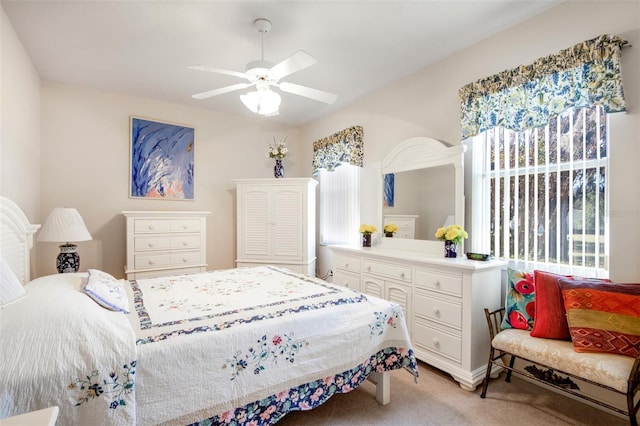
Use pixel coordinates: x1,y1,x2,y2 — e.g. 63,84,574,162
274,159,284,178
444,240,457,258
385,232,393,238
362,233,372,247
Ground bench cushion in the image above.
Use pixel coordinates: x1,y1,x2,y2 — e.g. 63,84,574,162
492,328,634,393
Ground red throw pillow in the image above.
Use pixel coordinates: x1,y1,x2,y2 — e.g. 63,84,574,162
560,279,640,358
530,270,572,340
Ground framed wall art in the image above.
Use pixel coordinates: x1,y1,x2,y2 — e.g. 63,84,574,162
383,173,395,207
129,117,195,200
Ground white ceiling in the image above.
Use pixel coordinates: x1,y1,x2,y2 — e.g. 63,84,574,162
2,0,563,126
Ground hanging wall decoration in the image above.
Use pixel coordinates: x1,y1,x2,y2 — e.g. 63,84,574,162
129,117,195,200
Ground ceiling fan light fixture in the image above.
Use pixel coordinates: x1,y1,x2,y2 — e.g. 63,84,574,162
240,87,281,115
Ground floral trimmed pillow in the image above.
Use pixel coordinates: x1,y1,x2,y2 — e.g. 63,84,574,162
501,267,535,330
83,269,129,313
560,279,640,358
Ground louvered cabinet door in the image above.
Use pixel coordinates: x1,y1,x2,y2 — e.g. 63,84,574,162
234,178,318,276
271,186,303,261
239,188,271,259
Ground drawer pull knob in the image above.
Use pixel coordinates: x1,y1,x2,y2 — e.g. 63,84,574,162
148,260,154,265
182,258,188,263
434,281,441,287
400,272,405,279
432,338,440,348
183,241,188,246
367,266,371,272
345,263,349,268
148,243,154,248
183,225,188,229
433,308,440,316
148,225,154,230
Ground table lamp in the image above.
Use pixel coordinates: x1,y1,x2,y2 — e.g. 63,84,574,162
37,207,92,273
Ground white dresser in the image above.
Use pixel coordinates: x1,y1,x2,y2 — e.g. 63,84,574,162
384,214,418,239
234,178,317,276
330,244,505,391
122,210,210,280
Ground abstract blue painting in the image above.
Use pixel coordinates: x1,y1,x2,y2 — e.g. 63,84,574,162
383,173,394,207
130,117,195,200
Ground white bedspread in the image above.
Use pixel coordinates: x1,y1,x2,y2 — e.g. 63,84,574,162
0,273,137,425
128,266,416,425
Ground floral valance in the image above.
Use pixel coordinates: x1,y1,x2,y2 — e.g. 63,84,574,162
459,34,628,139
311,125,364,175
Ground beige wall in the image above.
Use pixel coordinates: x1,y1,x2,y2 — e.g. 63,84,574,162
3,2,639,282
302,0,639,282
37,83,302,277
1,6,40,221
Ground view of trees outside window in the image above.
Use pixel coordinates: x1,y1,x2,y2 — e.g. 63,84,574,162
487,105,608,273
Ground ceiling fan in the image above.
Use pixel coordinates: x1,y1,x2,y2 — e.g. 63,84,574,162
189,18,338,115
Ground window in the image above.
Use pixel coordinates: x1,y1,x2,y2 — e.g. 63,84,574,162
318,164,360,246
470,105,609,277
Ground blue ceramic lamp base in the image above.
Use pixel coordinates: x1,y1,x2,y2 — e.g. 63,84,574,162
56,243,80,273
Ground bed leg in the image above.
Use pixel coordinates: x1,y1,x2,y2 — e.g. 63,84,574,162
369,371,391,405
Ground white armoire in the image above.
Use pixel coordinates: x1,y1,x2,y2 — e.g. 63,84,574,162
234,178,318,276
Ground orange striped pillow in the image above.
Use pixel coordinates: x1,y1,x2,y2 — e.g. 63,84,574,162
559,279,640,358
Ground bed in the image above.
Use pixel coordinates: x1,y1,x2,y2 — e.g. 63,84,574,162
0,196,418,425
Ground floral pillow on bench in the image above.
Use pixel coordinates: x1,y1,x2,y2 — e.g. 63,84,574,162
501,268,535,330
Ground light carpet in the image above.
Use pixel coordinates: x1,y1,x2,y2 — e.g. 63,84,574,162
278,361,629,425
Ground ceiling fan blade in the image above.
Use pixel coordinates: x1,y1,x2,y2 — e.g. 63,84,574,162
188,65,248,80
278,82,338,104
192,83,252,100
270,50,317,79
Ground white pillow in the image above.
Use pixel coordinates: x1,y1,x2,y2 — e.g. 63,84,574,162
1,256,26,308
83,269,130,313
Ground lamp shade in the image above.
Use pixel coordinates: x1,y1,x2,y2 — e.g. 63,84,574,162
240,87,281,115
37,208,92,243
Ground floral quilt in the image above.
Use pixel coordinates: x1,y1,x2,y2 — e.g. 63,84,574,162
127,266,417,425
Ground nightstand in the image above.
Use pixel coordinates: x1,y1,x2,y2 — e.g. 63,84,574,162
0,407,59,426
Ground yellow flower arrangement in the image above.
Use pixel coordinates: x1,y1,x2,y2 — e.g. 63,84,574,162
435,224,468,245
383,223,399,234
359,224,377,235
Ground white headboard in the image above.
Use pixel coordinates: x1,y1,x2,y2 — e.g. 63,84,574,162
0,196,40,284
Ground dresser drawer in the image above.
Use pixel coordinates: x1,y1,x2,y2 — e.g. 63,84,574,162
332,270,360,291
169,235,201,250
394,219,414,230
414,268,463,297
134,253,171,270
395,230,414,239
170,251,202,266
333,253,361,273
170,218,202,233
134,236,171,251
361,260,411,283
414,289,462,330
134,218,201,234
134,219,171,234
413,321,461,362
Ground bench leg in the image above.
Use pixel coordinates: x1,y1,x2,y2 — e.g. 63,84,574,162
505,355,516,383
627,389,638,426
480,347,496,398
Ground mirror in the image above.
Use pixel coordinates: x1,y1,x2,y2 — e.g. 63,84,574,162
377,137,465,250
383,165,455,240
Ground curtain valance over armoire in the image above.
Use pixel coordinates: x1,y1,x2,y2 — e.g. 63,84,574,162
311,125,364,176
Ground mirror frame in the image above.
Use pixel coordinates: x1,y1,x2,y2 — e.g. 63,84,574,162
377,136,466,253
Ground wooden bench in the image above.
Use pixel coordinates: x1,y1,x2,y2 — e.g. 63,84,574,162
480,307,640,426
